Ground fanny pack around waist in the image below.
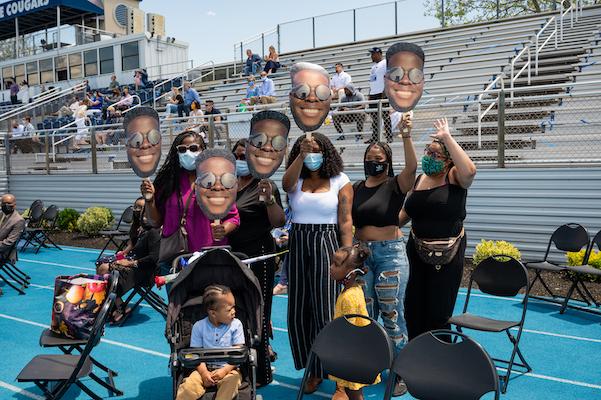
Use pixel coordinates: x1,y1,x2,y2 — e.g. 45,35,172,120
411,228,465,270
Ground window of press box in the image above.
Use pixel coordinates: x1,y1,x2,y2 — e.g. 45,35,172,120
39,58,54,84
99,46,114,74
69,53,83,79
55,55,68,81
84,49,98,77
121,41,139,71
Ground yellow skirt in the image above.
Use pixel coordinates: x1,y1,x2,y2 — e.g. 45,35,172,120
328,374,381,391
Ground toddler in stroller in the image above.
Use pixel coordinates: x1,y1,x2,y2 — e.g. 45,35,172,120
167,248,263,400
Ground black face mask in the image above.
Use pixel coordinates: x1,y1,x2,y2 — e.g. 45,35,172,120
133,210,142,221
1,204,14,215
365,160,388,177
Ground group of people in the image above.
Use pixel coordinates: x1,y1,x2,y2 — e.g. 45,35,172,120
244,47,281,76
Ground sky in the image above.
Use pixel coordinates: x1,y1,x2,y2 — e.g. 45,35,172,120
141,0,440,65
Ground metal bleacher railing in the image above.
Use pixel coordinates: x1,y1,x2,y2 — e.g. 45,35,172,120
152,61,216,109
2,79,600,175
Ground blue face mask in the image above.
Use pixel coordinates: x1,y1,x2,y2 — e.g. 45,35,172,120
178,150,199,171
421,155,445,176
236,160,250,176
304,153,324,171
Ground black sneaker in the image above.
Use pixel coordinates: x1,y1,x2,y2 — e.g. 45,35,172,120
393,378,408,397
336,134,346,141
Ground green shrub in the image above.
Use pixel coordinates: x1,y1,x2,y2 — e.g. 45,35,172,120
56,208,80,232
76,207,114,236
473,239,521,266
566,249,601,282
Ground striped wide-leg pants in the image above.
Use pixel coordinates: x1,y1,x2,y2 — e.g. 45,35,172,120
287,223,341,378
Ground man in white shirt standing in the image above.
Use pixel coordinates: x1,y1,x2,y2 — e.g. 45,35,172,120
330,63,352,102
368,47,392,143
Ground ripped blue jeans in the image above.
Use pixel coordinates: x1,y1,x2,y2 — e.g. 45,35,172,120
359,237,409,356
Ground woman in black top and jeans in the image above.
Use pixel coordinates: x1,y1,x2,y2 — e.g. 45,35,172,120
401,117,476,340
230,137,286,386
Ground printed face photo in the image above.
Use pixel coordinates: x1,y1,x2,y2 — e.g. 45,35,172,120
125,110,162,178
384,51,425,113
246,118,289,179
195,157,238,220
289,67,331,132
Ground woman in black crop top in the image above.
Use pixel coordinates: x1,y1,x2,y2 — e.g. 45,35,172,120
401,117,476,340
352,112,416,395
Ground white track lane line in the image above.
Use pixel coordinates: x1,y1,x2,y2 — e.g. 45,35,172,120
0,380,45,400
19,258,96,272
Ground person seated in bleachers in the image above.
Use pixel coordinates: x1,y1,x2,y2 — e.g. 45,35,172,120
179,81,202,118
250,71,276,105
246,76,260,103
96,197,160,323
200,100,225,140
333,84,366,141
330,63,352,102
109,75,120,90
73,105,90,150
165,87,183,119
87,91,104,116
263,46,281,74
187,100,205,135
176,285,244,400
117,86,134,111
53,97,75,118
244,49,262,76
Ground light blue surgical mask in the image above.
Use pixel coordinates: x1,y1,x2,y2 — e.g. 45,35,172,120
304,153,323,171
178,150,199,171
236,160,250,176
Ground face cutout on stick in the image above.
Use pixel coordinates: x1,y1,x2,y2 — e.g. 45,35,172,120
123,107,162,178
195,149,238,220
384,43,425,113
289,62,331,132
246,110,291,179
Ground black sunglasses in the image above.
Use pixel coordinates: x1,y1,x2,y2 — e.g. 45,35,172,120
385,67,424,85
126,129,161,149
196,172,237,190
290,83,331,101
248,132,287,151
176,144,202,154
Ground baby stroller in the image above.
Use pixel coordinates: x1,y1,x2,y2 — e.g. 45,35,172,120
166,247,264,400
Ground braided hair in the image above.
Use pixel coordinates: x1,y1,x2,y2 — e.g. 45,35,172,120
286,132,344,179
363,141,394,178
153,130,206,208
203,284,232,311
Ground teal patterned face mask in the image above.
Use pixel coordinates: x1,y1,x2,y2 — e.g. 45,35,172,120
421,155,445,176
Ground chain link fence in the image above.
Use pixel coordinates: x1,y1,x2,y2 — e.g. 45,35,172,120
1,83,600,175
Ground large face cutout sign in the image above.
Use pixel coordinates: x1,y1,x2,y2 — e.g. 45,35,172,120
246,110,291,179
384,42,426,113
195,149,238,220
123,107,162,178
289,62,331,132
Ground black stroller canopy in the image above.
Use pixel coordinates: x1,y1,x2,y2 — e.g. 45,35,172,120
166,249,263,341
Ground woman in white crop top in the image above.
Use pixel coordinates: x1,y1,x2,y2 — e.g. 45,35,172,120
282,132,352,394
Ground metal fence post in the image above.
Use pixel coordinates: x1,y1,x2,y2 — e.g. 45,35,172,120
312,17,316,48
240,42,243,62
353,9,357,42
261,33,265,59
5,137,11,175
497,90,506,168
45,131,50,174
277,24,281,54
441,0,445,27
90,127,98,174
208,116,215,148
377,100,384,142
394,2,398,35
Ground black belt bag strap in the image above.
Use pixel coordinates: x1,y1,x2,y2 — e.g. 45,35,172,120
411,228,465,270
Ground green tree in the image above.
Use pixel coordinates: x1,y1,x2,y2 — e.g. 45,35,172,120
424,0,563,26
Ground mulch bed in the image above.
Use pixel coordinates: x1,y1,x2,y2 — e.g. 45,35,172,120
47,231,601,301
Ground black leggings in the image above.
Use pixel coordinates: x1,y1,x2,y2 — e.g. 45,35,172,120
404,235,466,340
231,234,276,386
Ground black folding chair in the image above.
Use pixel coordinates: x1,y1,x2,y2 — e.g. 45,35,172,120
17,292,118,400
296,314,393,400
386,329,500,400
22,205,63,254
37,271,123,397
560,229,601,315
97,206,133,260
116,285,168,326
0,240,29,294
525,223,589,304
19,200,44,252
449,255,531,393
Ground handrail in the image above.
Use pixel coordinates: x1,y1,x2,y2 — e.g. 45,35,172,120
72,24,122,38
510,45,531,105
0,82,86,123
535,16,558,75
51,95,141,160
145,60,194,80
152,61,216,108
560,0,574,40
477,73,505,149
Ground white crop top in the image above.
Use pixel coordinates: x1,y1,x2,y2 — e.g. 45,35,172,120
288,173,350,224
